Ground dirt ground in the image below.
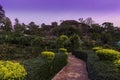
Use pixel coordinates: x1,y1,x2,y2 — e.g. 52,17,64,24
52,54,89,80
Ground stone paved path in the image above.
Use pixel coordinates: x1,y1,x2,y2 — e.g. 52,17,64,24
52,54,89,80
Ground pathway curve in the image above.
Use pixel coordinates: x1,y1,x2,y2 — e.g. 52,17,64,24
52,54,89,80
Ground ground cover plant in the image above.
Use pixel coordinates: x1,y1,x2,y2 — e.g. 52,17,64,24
0,61,27,80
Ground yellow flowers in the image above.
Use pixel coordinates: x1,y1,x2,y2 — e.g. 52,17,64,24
92,46,103,51
41,51,55,61
59,48,68,55
0,61,27,80
114,59,120,70
96,49,120,61
59,48,67,52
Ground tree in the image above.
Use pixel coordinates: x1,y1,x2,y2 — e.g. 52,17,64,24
102,22,114,32
90,24,102,40
0,5,5,28
27,22,40,35
78,17,94,26
70,34,81,51
53,20,81,36
56,35,68,48
51,22,58,27
0,5,12,32
78,18,84,23
14,18,26,33
0,4,5,21
1,17,12,31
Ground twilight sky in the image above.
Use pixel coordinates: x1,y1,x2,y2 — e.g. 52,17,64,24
0,0,120,26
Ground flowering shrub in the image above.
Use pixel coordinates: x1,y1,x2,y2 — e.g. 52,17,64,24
59,48,67,52
114,59,120,70
56,35,68,48
59,48,68,55
96,49,120,61
41,51,55,61
92,46,103,51
0,61,27,80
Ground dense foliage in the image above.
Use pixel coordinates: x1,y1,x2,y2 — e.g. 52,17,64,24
0,4,120,80
114,59,120,70
56,35,68,48
0,61,27,80
70,34,81,51
86,50,120,80
96,49,120,61
23,49,68,80
92,46,103,51
41,51,55,61
72,50,88,62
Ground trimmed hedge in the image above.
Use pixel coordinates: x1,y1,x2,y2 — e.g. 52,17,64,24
114,59,120,70
52,50,68,75
0,61,27,80
59,48,67,52
59,48,68,55
96,49,120,61
41,51,55,61
23,50,68,80
86,50,120,80
72,50,88,62
92,46,103,51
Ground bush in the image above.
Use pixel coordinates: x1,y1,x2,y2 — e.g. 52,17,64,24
24,49,68,80
59,48,67,52
114,59,120,70
41,51,55,61
86,50,120,80
52,50,68,74
92,46,103,51
70,34,81,51
0,44,16,60
56,35,69,48
59,48,68,55
96,49,120,61
31,37,43,47
72,50,88,62
0,61,27,80
23,57,52,80
91,61,120,80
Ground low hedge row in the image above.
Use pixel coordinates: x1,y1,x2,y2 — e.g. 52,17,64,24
23,49,68,80
96,49,120,61
86,50,120,80
70,48,120,80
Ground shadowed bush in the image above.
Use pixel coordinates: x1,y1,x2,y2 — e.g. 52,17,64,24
86,50,120,80
72,50,88,62
23,50,68,80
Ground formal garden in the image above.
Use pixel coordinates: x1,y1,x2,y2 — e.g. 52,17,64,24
0,4,120,80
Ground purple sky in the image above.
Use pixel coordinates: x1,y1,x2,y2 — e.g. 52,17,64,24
0,0,120,26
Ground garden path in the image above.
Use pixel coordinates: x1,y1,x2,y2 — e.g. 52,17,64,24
52,54,89,80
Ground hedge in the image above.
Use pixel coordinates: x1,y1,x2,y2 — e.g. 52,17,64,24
72,50,88,62
86,50,120,80
41,51,55,62
92,46,103,51
23,50,68,80
96,49,120,61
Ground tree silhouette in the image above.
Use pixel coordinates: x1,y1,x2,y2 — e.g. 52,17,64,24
14,18,26,33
